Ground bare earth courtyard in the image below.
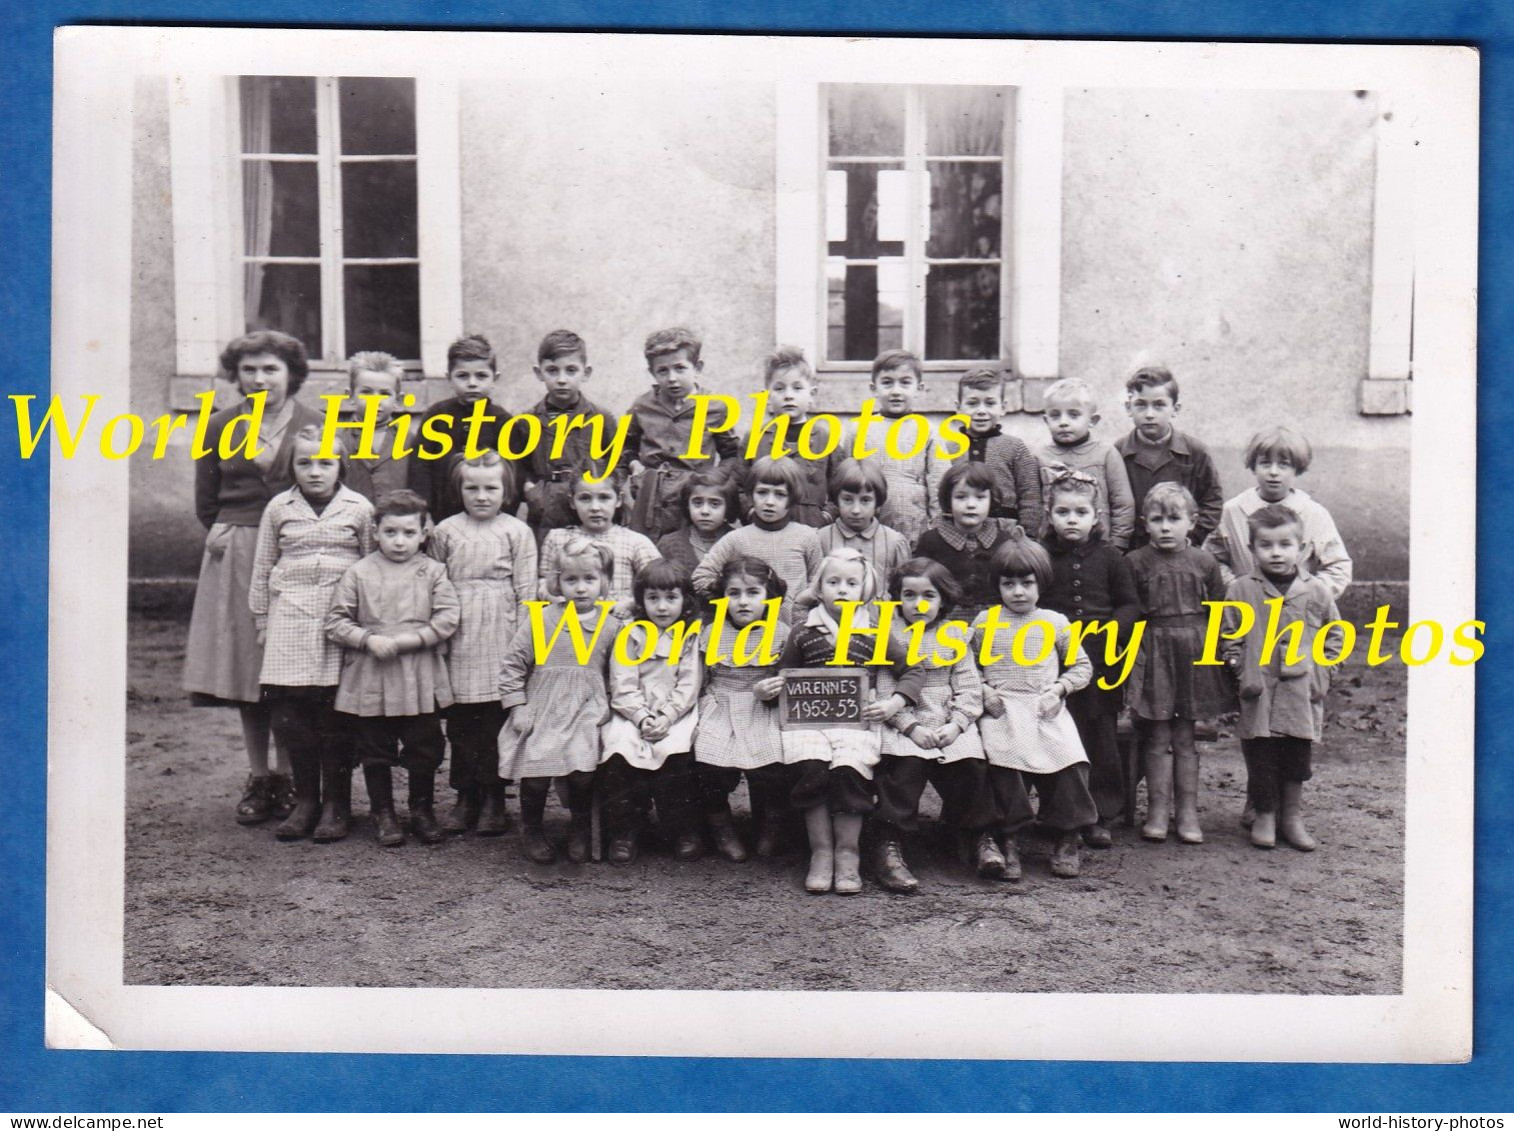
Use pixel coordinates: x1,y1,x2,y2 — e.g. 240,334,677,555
124,608,1406,994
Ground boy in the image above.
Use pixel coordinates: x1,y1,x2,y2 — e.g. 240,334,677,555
408,334,515,523
731,346,838,528
518,329,613,541
1219,503,1344,851
625,327,740,540
817,458,912,584
340,351,413,504
1114,366,1224,549
1033,377,1136,550
928,367,1045,536
846,349,935,546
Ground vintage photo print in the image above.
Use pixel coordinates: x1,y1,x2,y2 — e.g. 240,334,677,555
45,27,1476,1059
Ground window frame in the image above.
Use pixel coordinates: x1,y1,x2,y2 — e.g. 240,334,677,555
167,72,462,399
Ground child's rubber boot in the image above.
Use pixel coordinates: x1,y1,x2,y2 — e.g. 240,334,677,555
475,783,511,836
754,812,787,858
519,779,555,863
608,827,639,866
312,762,352,842
1141,751,1174,842
707,813,748,863
274,757,322,841
873,836,919,894
566,813,593,864
520,824,556,864
408,775,444,845
1278,782,1316,852
974,831,1008,880
1082,822,1113,849
364,766,405,847
1050,830,1082,878
803,806,834,894
441,786,480,835
997,834,1024,881
832,813,864,895
1250,809,1277,849
1174,752,1204,845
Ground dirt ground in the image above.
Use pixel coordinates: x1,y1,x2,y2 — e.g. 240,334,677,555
124,606,1405,993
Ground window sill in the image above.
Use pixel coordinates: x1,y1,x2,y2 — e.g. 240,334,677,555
1358,377,1412,416
812,369,1044,415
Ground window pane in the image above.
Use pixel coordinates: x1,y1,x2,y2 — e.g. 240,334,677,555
927,161,1002,259
826,162,906,258
240,76,316,154
826,257,905,362
245,263,322,357
925,264,999,360
243,161,319,257
923,85,1007,156
828,85,905,157
339,78,417,155
342,162,418,258
345,264,420,359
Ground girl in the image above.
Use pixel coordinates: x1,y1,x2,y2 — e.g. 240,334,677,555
1037,469,1139,848
249,426,374,841
912,461,1024,621
872,558,1001,893
183,330,323,825
538,470,660,605
1125,482,1234,844
779,548,927,895
429,452,538,836
691,457,823,609
655,470,738,576
600,559,703,865
498,537,623,865
693,557,792,863
975,531,1095,879
325,489,460,848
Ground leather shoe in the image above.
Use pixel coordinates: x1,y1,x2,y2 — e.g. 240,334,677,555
1082,822,1113,850
998,835,1022,882
874,838,919,894
674,829,705,861
373,805,406,847
410,802,444,845
267,773,297,820
235,775,275,825
521,825,556,864
1049,832,1082,878
608,831,639,866
974,832,1008,879
707,816,748,863
566,819,593,864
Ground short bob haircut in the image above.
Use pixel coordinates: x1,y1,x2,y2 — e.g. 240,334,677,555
373,488,430,524
557,534,615,579
1246,502,1305,544
762,344,814,386
815,546,882,604
346,350,404,391
679,469,739,522
990,528,1054,590
1042,377,1097,412
1140,481,1199,521
1125,365,1180,402
936,460,999,515
870,347,923,383
957,367,1008,399
644,327,702,367
744,455,804,502
715,555,788,602
537,329,588,364
446,333,497,373
449,450,520,511
220,330,311,396
631,558,697,621
289,422,351,471
890,556,963,617
828,457,889,504
1244,425,1314,474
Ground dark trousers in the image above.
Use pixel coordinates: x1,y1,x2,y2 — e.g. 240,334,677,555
1241,736,1313,812
1023,763,1100,832
1067,687,1124,824
352,713,446,773
599,752,699,838
265,686,350,772
697,762,795,822
519,771,595,827
444,701,506,790
789,761,875,816
985,765,1037,837
874,755,996,835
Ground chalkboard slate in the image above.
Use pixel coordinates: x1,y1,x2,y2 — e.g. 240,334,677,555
779,667,870,731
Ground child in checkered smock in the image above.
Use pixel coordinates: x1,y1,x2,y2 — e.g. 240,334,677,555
428,452,538,838
248,426,374,844
538,469,660,604
973,530,1096,880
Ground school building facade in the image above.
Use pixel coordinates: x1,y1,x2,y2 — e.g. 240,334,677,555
129,73,1412,609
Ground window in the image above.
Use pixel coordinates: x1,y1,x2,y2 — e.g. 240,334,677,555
823,84,1011,365
239,76,420,363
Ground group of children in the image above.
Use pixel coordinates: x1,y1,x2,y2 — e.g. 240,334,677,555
230,325,1354,895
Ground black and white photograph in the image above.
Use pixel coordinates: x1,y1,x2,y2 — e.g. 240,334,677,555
45,28,1476,1059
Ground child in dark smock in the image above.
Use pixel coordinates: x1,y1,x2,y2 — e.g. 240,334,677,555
655,471,738,577
1124,482,1235,845
497,536,623,866
912,461,1023,621
779,548,928,896
325,489,461,848
692,557,793,863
